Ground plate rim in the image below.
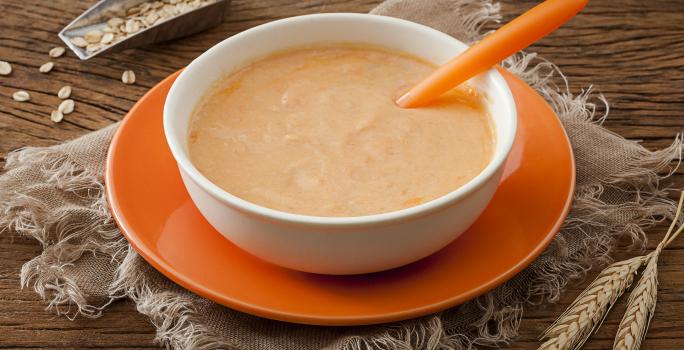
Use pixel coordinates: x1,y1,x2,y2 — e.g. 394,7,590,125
105,69,576,325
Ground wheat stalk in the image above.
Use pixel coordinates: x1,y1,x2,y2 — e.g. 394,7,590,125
612,195,684,350
539,191,684,350
613,252,659,350
538,255,648,350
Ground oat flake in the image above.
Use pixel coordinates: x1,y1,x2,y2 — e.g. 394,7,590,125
49,47,66,58
121,70,136,85
39,62,54,73
70,37,88,48
58,99,75,114
50,110,64,123
58,86,71,99
12,90,30,102
0,61,11,75
84,30,103,43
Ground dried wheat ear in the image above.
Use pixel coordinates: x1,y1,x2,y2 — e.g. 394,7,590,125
538,190,684,350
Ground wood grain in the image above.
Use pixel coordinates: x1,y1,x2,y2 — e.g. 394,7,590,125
1,0,683,348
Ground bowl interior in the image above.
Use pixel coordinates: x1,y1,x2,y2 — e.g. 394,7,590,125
163,13,517,224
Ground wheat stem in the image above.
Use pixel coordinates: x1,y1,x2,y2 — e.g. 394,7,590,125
663,214,684,248
664,224,684,247
661,190,684,247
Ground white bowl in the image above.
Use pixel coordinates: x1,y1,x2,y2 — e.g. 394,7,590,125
163,13,517,275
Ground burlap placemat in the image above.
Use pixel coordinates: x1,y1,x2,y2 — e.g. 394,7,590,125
1,0,681,349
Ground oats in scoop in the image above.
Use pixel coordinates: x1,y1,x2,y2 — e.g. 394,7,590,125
70,37,88,48
86,43,101,53
107,17,124,29
84,30,103,43
138,3,152,13
101,32,114,45
124,19,141,34
145,12,160,26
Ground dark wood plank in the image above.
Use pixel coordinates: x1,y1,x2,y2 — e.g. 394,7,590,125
1,0,683,348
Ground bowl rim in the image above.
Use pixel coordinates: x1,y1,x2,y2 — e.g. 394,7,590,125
163,12,518,227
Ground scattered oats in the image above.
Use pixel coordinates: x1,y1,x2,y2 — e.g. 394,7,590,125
70,37,88,48
125,19,141,34
107,17,125,29
49,46,66,58
50,110,64,123
101,32,115,45
84,30,103,43
39,61,54,73
0,60,11,75
58,85,72,99
122,70,136,85
12,90,30,102
58,99,75,114
152,1,164,9
169,0,181,4
86,43,102,53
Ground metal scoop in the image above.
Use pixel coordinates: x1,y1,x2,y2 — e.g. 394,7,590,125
58,0,229,60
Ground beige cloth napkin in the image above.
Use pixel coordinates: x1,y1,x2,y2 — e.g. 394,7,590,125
1,0,681,349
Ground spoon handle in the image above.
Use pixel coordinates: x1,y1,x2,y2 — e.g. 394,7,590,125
397,0,589,108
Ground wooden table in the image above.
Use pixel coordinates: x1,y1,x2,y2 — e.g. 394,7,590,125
1,0,682,348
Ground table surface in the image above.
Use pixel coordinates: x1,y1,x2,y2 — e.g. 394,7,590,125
1,0,683,348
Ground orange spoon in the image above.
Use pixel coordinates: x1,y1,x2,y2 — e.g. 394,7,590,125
396,0,588,108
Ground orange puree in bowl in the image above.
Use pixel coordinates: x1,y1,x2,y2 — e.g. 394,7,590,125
188,45,494,217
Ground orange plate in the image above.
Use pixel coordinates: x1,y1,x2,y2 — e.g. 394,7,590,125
105,69,575,326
